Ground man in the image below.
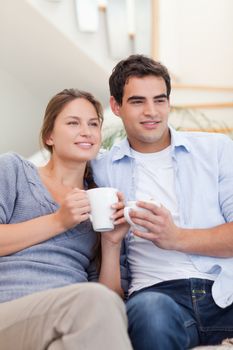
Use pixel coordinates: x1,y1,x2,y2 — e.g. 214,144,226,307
92,54,233,349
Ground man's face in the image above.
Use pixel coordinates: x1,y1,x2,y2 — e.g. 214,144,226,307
110,75,171,153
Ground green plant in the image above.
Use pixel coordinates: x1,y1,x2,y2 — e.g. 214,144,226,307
102,124,126,150
169,107,233,138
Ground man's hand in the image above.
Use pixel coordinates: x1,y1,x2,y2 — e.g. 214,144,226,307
129,201,182,250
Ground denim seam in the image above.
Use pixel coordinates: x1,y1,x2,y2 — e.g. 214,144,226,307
184,319,197,328
199,326,233,332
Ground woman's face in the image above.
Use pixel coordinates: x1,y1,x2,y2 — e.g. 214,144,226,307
46,98,102,163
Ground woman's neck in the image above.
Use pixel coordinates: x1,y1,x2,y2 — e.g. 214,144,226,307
38,158,86,190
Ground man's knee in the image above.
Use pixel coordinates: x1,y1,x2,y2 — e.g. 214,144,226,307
126,291,189,350
127,291,176,316
127,291,184,332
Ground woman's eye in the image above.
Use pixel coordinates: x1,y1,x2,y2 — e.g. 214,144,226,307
67,121,78,125
89,122,99,127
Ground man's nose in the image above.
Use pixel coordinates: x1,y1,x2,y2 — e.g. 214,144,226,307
144,101,157,117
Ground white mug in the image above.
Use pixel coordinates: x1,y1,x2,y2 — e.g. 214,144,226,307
124,200,160,232
87,187,118,232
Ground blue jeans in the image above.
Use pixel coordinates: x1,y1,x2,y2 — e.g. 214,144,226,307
126,279,233,350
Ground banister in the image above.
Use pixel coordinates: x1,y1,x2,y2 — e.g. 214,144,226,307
171,102,233,109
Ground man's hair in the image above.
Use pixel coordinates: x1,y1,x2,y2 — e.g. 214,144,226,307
109,54,171,105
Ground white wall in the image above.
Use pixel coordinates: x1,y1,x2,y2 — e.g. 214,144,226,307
158,0,233,131
0,0,111,157
0,69,43,157
159,0,233,86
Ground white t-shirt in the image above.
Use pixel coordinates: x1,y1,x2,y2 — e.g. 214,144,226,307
128,146,216,295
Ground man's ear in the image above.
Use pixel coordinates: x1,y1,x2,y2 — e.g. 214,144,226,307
167,97,171,112
110,96,121,117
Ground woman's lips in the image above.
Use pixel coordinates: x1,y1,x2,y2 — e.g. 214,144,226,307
74,142,93,149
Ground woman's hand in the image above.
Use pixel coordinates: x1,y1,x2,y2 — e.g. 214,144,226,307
55,188,90,230
101,192,129,245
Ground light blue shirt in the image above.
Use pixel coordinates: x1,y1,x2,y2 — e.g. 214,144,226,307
92,127,233,308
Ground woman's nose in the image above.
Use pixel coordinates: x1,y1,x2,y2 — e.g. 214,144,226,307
79,124,91,136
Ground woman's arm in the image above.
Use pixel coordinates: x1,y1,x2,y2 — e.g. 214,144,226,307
99,237,124,297
0,188,90,256
99,192,129,297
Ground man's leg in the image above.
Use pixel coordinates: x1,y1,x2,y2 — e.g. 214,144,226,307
0,283,132,350
127,290,199,350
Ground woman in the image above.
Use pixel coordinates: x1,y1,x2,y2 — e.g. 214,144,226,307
0,89,132,350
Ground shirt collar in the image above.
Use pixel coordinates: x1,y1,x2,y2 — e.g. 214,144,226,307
111,138,133,161
169,126,191,153
111,126,191,162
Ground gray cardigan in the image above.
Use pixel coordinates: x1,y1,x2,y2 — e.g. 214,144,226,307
0,153,98,303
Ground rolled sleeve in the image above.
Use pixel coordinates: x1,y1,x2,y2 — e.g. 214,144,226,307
218,136,233,222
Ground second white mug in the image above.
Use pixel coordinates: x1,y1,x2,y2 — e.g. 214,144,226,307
124,200,160,232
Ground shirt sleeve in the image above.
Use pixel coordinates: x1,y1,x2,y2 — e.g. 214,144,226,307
218,136,233,222
0,153,18,223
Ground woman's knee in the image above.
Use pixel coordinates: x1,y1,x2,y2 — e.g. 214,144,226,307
68,283,125,316
85,283,125,311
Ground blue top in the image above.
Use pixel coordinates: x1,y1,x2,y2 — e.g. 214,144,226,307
92,128,233,308
0,153,98,303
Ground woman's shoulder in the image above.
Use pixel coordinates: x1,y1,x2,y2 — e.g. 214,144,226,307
0,152,37,178
0,152,28,169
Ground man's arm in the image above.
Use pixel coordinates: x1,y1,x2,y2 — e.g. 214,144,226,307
177,221,233,257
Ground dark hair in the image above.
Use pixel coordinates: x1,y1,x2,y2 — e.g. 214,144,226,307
109,54,171,105
40,88,103,190
40,88,103,153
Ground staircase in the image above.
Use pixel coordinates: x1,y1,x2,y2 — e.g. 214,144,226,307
0,0,134,156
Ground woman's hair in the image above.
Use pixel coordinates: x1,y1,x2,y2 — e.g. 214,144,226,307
40,88,103,190
40,88,103,153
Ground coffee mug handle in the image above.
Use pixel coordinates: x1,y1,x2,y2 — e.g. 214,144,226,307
123,207,135,227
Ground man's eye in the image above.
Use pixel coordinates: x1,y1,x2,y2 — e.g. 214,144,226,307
131,100,142,104
155,99,166,104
